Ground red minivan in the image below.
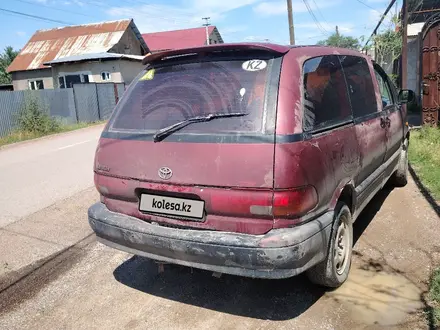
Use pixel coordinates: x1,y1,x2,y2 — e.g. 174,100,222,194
89,43,413,287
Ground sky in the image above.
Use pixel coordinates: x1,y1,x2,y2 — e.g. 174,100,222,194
0,0,401,52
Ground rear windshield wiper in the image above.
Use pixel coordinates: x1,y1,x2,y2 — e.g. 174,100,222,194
153,112,248,142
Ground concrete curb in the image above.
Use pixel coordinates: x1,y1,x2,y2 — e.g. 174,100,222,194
0,123,106,151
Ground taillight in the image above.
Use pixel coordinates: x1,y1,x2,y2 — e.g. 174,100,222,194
272,186,318,217
210,190,273,218
209,186,317,219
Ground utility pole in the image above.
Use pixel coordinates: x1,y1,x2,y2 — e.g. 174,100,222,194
202,17,211,45
401,0,408,89
287,0,295,45
362,0,397,51
335,26,340,47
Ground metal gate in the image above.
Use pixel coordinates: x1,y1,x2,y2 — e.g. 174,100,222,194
422,18,440,126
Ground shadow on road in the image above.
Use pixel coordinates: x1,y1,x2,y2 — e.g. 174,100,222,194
113,188,394,321
353,187,393,246
114,258,325,321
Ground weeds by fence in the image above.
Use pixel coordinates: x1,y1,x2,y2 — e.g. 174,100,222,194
0,82,125,137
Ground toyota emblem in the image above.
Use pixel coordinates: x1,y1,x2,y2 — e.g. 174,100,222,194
158,167,173,180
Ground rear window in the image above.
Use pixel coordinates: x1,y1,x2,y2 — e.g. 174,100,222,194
110,57,278,133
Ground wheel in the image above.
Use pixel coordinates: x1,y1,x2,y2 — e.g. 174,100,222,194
389,139,409,187
306,202,353,288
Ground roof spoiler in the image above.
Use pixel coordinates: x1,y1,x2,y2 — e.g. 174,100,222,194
142,43,290,65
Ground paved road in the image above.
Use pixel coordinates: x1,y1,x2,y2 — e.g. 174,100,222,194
0,125,103,227
0,174,439,329
0,126,103,292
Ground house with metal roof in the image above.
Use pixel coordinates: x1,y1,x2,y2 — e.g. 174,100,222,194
142,26,223,53
7,19,149,91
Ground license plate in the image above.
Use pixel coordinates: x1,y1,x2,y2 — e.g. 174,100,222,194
139,194,205,219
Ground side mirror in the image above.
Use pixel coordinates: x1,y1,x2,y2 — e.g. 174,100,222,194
398,89,415,104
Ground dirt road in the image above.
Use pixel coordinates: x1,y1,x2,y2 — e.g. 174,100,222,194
0,176,439,330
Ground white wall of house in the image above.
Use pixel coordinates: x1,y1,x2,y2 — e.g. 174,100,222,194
11,69,54,91
408,23,424,37
120,61,145,86
50,60,143,88
208,31,222,45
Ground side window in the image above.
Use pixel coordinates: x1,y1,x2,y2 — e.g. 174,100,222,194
339,56,377,118
101,72,111,81
374,70,394,108
29,80,44,90
303,55,352,131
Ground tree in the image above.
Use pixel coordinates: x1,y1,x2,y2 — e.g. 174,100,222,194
372,15,402,86
317,31,361,50
0,46,20,84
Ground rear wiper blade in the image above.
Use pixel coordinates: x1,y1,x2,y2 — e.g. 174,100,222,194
153,112,248,142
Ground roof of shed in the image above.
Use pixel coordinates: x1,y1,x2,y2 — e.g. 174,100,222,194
44,52,144,65
142,26,222,52
8,19,148,72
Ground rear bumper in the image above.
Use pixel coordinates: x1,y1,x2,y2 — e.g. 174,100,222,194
88,203,333,279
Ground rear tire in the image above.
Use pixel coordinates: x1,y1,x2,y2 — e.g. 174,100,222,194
306,202,353,288
389,139,409,187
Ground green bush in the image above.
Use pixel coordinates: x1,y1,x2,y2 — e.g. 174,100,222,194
430,268,440,326
16,93,60,134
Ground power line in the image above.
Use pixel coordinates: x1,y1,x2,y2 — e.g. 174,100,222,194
104,0,195,25
362,0,398,50
354,0,395,27
0,7,75,25
354,0,383,14
310,0,329,24
302,0,329,35
10,0,94,18
2,2,214,45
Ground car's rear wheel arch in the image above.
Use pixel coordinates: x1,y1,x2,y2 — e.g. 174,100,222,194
336,185,355,216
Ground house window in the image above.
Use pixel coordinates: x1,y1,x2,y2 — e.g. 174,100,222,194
101,72,111,81
29,80,44,90
58,73,90,88
58,76,65,89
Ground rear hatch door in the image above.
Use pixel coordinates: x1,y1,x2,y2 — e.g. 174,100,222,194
95,46,285,233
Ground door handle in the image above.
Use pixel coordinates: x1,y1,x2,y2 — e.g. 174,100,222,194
380,117,386,128
385,117,391,128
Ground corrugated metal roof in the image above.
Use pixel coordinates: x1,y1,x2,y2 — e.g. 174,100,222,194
8,19,147,72
44,52,144,65
142,26,223,52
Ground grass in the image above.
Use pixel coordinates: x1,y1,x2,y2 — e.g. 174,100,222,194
429,268,440,327
0,121,105,147
409,127,440,327
408,127,440,201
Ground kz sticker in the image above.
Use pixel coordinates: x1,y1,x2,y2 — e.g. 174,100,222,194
242,60,267,72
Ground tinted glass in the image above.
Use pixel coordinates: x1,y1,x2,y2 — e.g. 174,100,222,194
374,70,393,108
111,58,275,133
339,55,377,117
303,55,352,131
